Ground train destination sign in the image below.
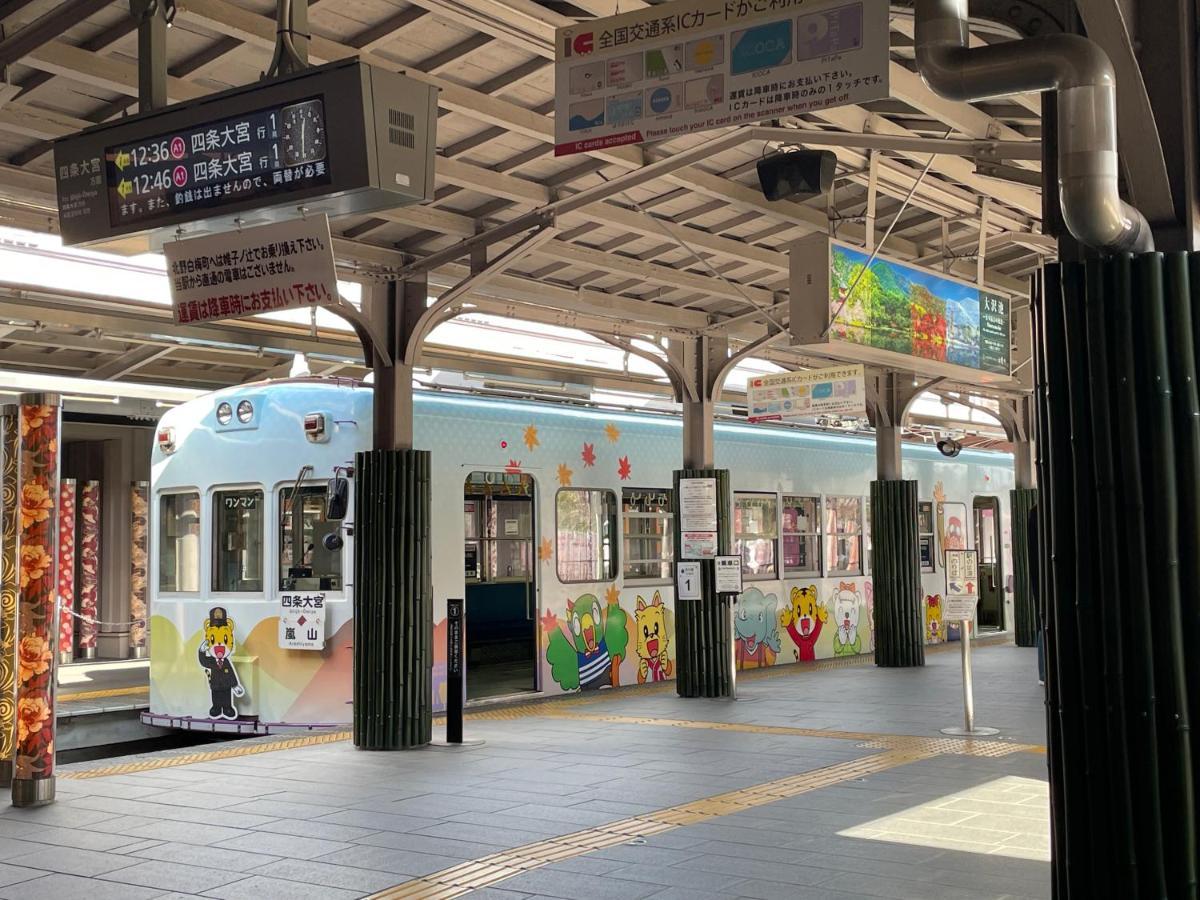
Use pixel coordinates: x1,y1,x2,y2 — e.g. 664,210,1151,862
554,0,888,156
163,214,339,325
54,59,436,249
789,235,1015,384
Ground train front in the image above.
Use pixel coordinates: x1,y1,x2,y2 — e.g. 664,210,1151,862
144,377,372,733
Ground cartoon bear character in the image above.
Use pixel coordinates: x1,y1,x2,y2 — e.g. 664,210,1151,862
635,592,672,683
780,585,827,662
198,606,245,720
926,594,945,644
735,587,781,669
830,582,863,657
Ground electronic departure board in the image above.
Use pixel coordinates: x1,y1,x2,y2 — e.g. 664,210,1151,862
54,59,436,249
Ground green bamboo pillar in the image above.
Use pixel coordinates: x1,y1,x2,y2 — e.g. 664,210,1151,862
1009,488,1038,647
672,468,733,698
870,480,924,668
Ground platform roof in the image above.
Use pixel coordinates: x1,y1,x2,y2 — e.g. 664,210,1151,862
0,0,1044,413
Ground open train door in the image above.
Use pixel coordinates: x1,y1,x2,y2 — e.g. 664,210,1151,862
463,472,538,699
972,495,1004,630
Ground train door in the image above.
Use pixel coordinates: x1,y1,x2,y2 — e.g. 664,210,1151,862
463,472,537,699
973,496,1004,630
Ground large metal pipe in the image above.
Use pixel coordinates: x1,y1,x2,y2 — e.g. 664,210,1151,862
915,0,1154,253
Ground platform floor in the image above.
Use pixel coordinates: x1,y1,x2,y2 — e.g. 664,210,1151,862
1,642,1047,900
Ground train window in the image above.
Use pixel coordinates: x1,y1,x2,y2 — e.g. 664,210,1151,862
158,492,200,592
279,485,342,592
825,495,863,577
213,488,264,593
782,495,820,577
918,500,936,573
556,489,618,583
734,492,777,579
622,488,673,582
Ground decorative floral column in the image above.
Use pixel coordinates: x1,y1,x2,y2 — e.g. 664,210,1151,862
0,406,19,788
129,482,149,658
57,480,75,666
13,394,60,807
77,481,100,660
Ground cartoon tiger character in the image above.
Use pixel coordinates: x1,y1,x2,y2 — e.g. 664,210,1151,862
635,592,673,683
926,594,945,644
197,606,245,720
780,585,827,662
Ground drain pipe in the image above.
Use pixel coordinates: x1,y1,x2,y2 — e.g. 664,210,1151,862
914,0,1154,253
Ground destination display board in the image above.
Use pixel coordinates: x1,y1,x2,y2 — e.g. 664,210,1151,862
106,98,331,230
747,363,866,423
553,0,888,156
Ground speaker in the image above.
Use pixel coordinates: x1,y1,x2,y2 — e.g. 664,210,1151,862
756,148,837,201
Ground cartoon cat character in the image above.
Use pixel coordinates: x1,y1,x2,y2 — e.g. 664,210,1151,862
780,585,827,662
197,606,245,719
635,592,672,683
830,582,863,657
926,594,945,643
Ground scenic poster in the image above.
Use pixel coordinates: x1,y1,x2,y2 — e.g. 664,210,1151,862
828,243,1009,375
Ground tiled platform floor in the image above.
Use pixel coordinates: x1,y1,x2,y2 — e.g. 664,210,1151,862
3,643,1046,899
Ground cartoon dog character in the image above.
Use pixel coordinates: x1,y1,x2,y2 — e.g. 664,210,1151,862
735,588,781,669
780,585,827,662
830,582,863,657
635,592,672,683
198,606,245,719
926,594,945,643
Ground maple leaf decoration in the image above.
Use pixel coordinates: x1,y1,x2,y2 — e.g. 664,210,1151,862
617,455,632,480
539,608,559,636
557,462,573,487
605,584,620,607
538,537,553,562
505,459,522,474
523,425,540,451
604,422,620,443
581,442,596,467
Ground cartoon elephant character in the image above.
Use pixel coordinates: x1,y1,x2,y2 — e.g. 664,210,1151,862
198,606,245,720
735,587,781,669
830,582,863,657
780,585,827,662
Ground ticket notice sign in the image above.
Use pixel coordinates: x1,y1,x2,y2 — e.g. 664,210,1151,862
164,213,338,325
682,531,718,559
554,0,889,156
278,592,327,650
943,549,979,621
715,555,743,594
747,363,866,423
680,477,718,532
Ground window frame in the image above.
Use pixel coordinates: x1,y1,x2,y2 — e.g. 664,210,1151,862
210,484,267,596
621,487,674,585
781,493,822,578
277,481,346,595
554,487,619,585
734,490,779,581
824,494,864,578
156,489,202,595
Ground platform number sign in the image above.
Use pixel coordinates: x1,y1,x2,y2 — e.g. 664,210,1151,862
677,561,702,600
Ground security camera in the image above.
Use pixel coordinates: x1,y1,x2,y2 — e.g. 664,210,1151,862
937,438,963,458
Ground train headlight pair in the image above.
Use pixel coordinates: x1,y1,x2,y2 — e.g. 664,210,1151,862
215,400,254,425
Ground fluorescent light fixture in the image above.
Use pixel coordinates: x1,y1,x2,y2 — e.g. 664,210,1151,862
0,369,202,403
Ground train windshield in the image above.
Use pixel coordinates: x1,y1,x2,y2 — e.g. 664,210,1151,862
279,485,342,591
213,488,264,592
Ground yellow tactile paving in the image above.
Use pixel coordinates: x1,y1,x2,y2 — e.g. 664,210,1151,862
368,749,933,900
58,685,150,702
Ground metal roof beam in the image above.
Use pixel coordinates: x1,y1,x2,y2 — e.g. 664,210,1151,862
0,0,114,69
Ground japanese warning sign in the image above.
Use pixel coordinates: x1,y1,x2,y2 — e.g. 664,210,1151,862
163,213,339,325
943,549,979,621
279,593,327,650
554,0,889,156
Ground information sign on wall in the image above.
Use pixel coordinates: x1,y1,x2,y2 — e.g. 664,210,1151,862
714,555,743,594
681,531,718,559
554,0,888,156
163,213,339,325
278,593,327,650
943,549,979,620
677,561,702,600
679,477,717,532
747,363,866,423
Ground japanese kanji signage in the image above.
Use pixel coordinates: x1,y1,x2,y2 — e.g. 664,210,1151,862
279,592,327,650
746,363,865,423
943,549,979,621
554,0,888,155
163,214,338,325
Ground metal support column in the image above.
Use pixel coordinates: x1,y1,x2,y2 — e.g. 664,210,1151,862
368,278,424,451
676,335,725,469
129,0,166,113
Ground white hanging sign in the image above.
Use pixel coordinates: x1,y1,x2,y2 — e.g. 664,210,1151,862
747,363,866,422
278,592,327,650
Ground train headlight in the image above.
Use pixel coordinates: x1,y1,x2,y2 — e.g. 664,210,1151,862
236,400,254,423
215,401,233,425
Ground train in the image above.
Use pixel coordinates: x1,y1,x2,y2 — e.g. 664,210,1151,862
144,377,1015,732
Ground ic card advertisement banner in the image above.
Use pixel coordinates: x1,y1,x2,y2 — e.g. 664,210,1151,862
554,0,889,155
746,363,866,423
